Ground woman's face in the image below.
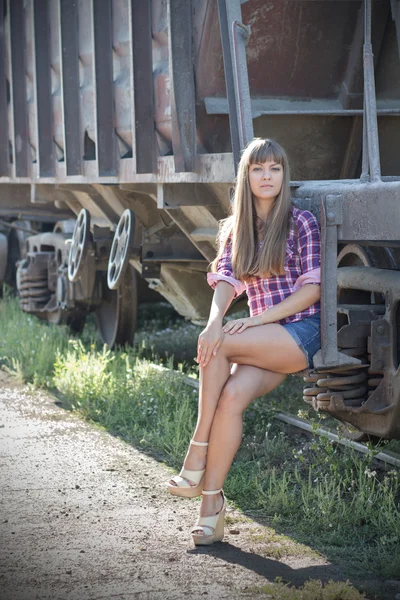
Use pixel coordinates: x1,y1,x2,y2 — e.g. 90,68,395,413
248,160,284,202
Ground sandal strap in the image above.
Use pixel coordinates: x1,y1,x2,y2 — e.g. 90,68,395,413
179,467,205,483
202,488,222,496
191,499,225,535
170,468,204,488
191,523,215,536
170,474,192,488
190,439,208,447
191,513,219,535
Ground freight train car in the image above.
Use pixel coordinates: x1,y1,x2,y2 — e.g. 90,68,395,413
1,0,400,439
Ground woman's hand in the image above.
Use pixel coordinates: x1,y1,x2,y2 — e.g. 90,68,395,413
223,316,261,335
196,321,225,368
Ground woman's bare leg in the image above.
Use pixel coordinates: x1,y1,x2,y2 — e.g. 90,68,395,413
169,344,232,485
195,322,307,515
198,365,286,517
172,322,307,487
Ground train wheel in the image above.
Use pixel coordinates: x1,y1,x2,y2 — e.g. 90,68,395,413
304,245,386,441
337,243,372,268
107,209,136,290
96,266,137,348
68,209,91,282
337,244,388,444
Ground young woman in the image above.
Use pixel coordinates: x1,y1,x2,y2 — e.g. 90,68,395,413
167,138,321,545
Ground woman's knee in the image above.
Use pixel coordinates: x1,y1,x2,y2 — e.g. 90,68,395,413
217,381,247,416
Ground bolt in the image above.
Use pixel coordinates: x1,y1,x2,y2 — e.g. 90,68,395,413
376,325,384,335
376,360,384,369
326,196,336,207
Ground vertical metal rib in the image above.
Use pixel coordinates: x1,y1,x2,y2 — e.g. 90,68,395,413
319,198,338,366
33,0,54,177
9,0,29,177
361,95,369,180
60,0,82,176
391,0,400,60
168,0,196,173
217,0,241,171
231,20,253,149
363,0,381,181
130,0,155,174
92,0,116,176
0,0,9,176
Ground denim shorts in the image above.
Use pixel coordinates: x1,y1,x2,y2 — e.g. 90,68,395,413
282,312,321,369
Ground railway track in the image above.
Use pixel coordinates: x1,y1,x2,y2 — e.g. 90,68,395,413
150,362,400,470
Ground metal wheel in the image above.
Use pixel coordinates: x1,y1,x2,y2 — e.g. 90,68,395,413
334,247,388,441
107,209,136,290
96,267,138,348
337,244,372,268
68,209,91,282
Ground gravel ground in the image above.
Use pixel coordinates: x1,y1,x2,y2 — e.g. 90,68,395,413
0,372,397,600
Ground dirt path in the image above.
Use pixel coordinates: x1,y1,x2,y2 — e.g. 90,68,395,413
0,373,397,600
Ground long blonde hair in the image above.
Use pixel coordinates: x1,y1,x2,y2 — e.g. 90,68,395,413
211,138,291,281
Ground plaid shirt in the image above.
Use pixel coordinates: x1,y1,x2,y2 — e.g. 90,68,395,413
207,207,321,324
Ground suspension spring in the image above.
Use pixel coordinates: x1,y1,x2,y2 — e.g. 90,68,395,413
303,343,383,412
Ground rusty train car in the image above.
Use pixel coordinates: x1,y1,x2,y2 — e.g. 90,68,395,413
0,0,400,440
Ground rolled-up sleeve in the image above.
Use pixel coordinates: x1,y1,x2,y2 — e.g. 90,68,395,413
207,236,246,298
293,211,321,291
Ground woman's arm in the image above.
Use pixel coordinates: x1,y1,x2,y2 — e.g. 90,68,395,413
223,284,320,335
253,283,320,325
196,281,235,367
208,280,236,325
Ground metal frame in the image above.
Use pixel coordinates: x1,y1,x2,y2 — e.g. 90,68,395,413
60,0,82,176
167,0,196,173
217,0,253,172
33,0,54,177
391,0,400,59
92,0,116,176
130,0,155,174
362,0,381,182
8,0,29,177
0,0,8,177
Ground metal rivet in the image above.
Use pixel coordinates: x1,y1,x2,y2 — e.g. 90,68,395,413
377,325,384,335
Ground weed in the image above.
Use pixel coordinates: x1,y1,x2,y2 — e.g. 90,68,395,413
0,298,70,387
248,527,321,560
242,579,367,599
225,514,250,526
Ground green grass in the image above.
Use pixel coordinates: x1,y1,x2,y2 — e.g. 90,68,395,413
1,296,400,591
0,297,71,387
53,341,198,457
243,579,367,599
